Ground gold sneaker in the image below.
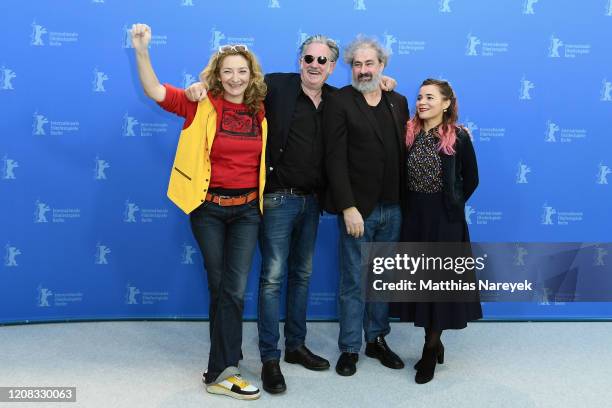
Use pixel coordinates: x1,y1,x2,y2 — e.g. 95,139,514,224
206,374,261,400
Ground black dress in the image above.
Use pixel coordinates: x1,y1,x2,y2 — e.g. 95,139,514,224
394,127,482,330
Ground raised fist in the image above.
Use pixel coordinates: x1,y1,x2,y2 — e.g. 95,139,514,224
131,23,151,51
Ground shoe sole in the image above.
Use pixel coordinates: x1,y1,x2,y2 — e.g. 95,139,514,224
335,366,356,376
415,375,434,384
203,379,261,400
262,384,287,394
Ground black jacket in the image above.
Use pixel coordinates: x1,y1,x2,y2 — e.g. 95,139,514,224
433,127,479,222
324,85,410,218
263,72,336,188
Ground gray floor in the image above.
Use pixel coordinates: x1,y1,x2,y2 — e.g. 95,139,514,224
1,321,611,408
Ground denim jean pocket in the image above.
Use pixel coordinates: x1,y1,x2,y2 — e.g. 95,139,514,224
263,194,284,209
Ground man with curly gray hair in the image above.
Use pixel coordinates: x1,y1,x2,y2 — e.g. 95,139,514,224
323,35,409,377
343,36,389,93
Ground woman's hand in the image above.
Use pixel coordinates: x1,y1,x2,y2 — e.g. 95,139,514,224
131,23,152,52
130,23,165,102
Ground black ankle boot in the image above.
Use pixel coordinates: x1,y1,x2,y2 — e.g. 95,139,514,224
415,342,443,384
413,341,444,370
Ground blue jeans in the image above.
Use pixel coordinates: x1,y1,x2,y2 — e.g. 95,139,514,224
190,199,261,383
337,203,401,353
257,193,320,362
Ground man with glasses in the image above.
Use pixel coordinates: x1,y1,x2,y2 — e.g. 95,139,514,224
186,35,395,394
253,35,336,394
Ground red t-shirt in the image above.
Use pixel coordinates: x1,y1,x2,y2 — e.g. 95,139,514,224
158,84,262,190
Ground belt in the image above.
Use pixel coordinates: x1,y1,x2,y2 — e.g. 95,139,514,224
269,188,311,196
205,191,258,207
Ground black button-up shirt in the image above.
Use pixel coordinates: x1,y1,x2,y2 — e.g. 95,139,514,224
266,89,324,192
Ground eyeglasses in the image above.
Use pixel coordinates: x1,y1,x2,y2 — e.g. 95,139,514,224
218,44,249,53
303,55,329,65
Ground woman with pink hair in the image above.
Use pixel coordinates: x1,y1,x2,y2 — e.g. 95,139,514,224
396,78,482,384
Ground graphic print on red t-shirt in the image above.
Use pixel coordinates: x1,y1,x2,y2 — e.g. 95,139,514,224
209,100,262,188
218,107,259,138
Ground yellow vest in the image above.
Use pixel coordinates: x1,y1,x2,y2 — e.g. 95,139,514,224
166,98,267,214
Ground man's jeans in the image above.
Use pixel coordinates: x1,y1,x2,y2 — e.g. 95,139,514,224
258,193,320,362
337,203,401,353
190,199,260,383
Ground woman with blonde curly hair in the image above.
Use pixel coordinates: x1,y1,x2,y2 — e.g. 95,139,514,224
130,23,267,400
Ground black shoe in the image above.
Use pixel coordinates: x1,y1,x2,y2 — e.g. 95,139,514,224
335,352,358,376
284,345,330,371
414,341,444,370
261,360,286,394
365,335,405,369
415,344,441,384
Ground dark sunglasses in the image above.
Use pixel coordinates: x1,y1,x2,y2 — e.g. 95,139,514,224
303,55,328,65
